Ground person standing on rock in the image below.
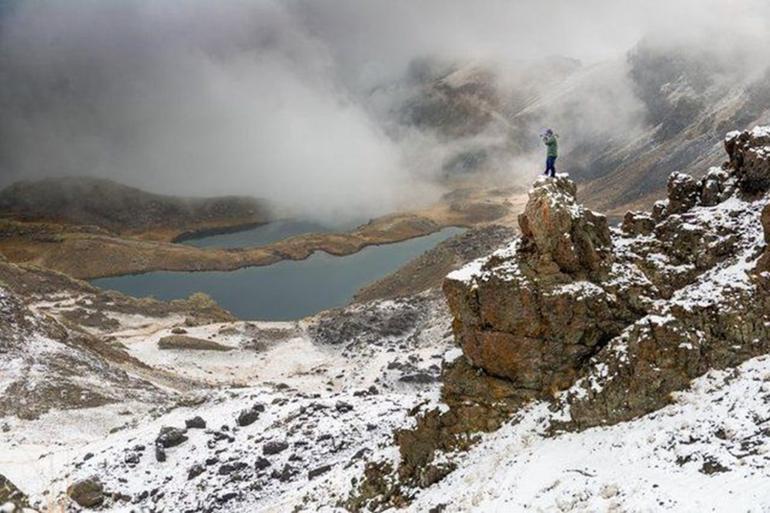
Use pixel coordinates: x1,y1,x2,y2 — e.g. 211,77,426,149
542,129,558,177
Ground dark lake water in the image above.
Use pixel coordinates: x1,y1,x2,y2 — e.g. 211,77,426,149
181,219,358,249
93,227,465,321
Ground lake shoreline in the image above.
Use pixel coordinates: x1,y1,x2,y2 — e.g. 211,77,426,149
92,227,468,320
0,186,525,280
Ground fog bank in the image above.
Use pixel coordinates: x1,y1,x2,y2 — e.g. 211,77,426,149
0,0,767,220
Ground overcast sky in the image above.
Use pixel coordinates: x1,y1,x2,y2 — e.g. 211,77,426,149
0,0,767,219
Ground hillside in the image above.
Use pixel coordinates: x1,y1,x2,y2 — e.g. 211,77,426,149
345,126,770,510
387,44,770,215
0,183,520,280
0,177,271,240
1,126,769,512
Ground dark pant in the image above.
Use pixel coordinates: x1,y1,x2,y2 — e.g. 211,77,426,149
545,156,557,177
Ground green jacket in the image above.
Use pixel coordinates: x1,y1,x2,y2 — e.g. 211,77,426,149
544,134,558,157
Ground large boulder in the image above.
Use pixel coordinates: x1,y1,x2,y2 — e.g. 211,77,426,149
725,126,770,193
444,176,628,393
67,477,104,508
517,175,611,275
156,426,188,448
0,474,31,512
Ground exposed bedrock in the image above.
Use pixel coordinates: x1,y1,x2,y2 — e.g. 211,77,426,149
725,126,770,194
444,175,637,394
445,126,770,425
351,128,770,509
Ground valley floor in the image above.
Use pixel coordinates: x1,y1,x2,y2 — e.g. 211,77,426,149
6,284,770,512
0,287,454,512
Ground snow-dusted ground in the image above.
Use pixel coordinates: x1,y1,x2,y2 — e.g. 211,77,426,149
407,354,770,513
0,292,453,512
5,156,770,511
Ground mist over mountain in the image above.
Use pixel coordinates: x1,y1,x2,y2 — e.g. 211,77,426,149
5,2,770,511
0,0,768,220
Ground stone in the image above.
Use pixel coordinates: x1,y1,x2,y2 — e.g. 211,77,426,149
254,457,271,471
725,127,770,193
156,426,188,448
263,441,289,455
667,172,700,214
621,211,655,236
124,452,140,466
335,401,354,413
236,406,261,427
67,478,104,508
270,464,297,482
218,461,248,475
699,168,729,206
187,464,205,480
308,464,332,480
217,492,238,504
185,416,206,429
154,444,166,462
651,200,668,223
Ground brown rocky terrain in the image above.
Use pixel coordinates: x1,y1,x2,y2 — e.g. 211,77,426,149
0,474,30,512
347,126,770,509
0,183,521,280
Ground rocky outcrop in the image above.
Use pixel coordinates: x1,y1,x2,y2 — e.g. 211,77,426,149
443,175,628,394
516,175,612,275
725,127,770,194
350,127,770,511
445,127,770,429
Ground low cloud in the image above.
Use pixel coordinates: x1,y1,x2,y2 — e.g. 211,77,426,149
0,0,767,220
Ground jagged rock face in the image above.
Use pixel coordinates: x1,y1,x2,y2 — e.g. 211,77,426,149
757,203,770,273
666,172,700,214
725,127,770,194
621,211,655,236
444,176,628,392
445,126,770,429
0,474,31,511
517,175,612,275
355,126,770,510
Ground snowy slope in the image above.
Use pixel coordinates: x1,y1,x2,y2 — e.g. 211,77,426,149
1,291,454,512
407,354,770,513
